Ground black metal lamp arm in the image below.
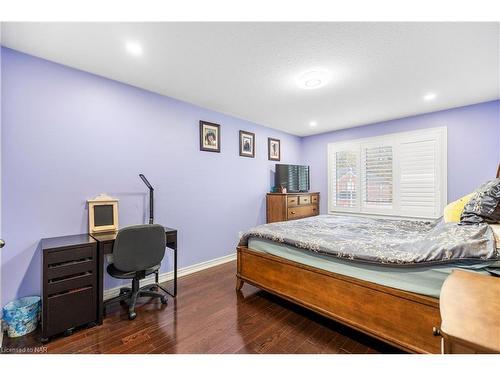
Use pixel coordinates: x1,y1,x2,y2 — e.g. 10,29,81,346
139,174,154,224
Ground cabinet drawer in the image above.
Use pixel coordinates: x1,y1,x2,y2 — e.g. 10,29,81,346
287,196,299,206
288,205,318,220
47,259,95,280
45,245,95,266
46,272,95,296
311,195,319,203
299,195,311,205
46,287,96,336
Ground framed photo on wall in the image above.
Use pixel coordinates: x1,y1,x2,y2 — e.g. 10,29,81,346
199,120,221,152
239,130,255,158
268,137,281,161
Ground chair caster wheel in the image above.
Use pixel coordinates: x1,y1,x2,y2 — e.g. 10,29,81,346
63,328,74,337
40,337,50,344
128,312,137,320
161,296,168,305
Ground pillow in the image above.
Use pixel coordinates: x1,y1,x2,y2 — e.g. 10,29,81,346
460,178,500,224
443,193,474,223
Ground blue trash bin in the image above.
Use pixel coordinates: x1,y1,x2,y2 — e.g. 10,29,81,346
3,296,41,338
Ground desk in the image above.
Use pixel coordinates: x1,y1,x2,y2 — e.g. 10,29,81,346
91,227,177,325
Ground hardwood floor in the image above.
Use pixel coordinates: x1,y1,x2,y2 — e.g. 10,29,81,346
2,261,401,354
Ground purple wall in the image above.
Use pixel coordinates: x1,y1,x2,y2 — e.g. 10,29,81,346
303,100,500,214
0,48,302,305
1,46,499,307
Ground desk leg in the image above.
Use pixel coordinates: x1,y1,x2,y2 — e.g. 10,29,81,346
97,245,104,325
159,244,177,298
173,245,177,297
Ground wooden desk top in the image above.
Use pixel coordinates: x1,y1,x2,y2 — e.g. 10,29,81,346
440,270,500,353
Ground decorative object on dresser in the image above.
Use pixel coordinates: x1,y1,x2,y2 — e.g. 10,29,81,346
40,234,99,343
199,120,221,152
439,270,500,353
266,192,319,223
268,137,280,161
239,130,255,158
87,193,119,233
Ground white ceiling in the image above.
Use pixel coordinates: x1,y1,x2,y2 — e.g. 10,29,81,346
1,22,499,136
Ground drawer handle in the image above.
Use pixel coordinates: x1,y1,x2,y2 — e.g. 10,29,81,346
433,327,441,337
291,211,296,214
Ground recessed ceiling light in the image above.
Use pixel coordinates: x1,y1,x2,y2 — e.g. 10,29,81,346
125,41,143,56
423,92,437,101
309,121,317,127
296,70,331,90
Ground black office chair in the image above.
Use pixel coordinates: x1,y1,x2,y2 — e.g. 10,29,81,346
104,224,168,320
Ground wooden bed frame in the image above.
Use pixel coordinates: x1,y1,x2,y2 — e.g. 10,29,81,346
236,246,441,353
236,164,500,354
236,246,442,353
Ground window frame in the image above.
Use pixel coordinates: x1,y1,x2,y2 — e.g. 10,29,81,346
327,127,447,219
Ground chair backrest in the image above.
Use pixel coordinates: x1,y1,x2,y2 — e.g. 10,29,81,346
112,224,166,272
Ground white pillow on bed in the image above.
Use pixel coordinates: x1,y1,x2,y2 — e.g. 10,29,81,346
491,224,500,249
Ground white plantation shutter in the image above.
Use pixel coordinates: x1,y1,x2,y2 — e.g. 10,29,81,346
330,149,359,210
362,145,393,210
399,133,444,218
328,127,446,218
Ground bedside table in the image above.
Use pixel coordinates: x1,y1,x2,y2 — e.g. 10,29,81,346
440,270,500,353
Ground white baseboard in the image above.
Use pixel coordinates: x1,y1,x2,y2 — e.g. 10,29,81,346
103,252,236,301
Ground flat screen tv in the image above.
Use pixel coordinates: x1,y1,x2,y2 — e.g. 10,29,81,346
275,164,310,193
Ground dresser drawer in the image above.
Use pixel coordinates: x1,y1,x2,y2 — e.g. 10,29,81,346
311,194,319,203
288,205,318,219
287,196,299,206
46,259,95,280
45,245,95,266
46,286,96,336
299,195,311,205
46,272,95,296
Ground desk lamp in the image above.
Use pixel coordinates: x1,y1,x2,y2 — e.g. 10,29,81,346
139,174,154,224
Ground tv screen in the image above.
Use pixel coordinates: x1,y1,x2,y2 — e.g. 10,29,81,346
275,164,310,192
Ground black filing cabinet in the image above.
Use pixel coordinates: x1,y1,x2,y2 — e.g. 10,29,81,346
40,234,98,342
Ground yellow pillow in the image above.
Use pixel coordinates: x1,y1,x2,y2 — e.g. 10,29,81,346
443,193,474,223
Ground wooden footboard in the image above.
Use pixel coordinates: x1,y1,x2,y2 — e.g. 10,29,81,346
236,246,441,354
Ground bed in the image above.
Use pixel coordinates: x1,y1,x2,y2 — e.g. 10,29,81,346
236,171,500,354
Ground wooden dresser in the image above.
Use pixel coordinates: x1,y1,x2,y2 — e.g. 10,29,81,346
439,270,500,354
266,192,320,223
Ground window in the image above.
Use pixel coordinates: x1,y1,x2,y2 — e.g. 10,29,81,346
328,127,447,219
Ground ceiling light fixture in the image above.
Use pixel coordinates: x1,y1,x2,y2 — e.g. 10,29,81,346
296,69,331,90
423,92,437,101
125,41,143,56
309,121,317,127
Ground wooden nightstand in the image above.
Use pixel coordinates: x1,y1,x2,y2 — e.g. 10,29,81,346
439,270,500,353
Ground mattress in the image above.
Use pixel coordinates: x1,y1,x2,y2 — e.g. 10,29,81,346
248,237,499,298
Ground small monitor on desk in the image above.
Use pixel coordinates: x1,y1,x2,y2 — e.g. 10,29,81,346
88,194,119,233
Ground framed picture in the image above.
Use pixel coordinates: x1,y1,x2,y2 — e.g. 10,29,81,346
239,130,255,158
268,137,281,161
87,193,119,234
199,120,221,152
